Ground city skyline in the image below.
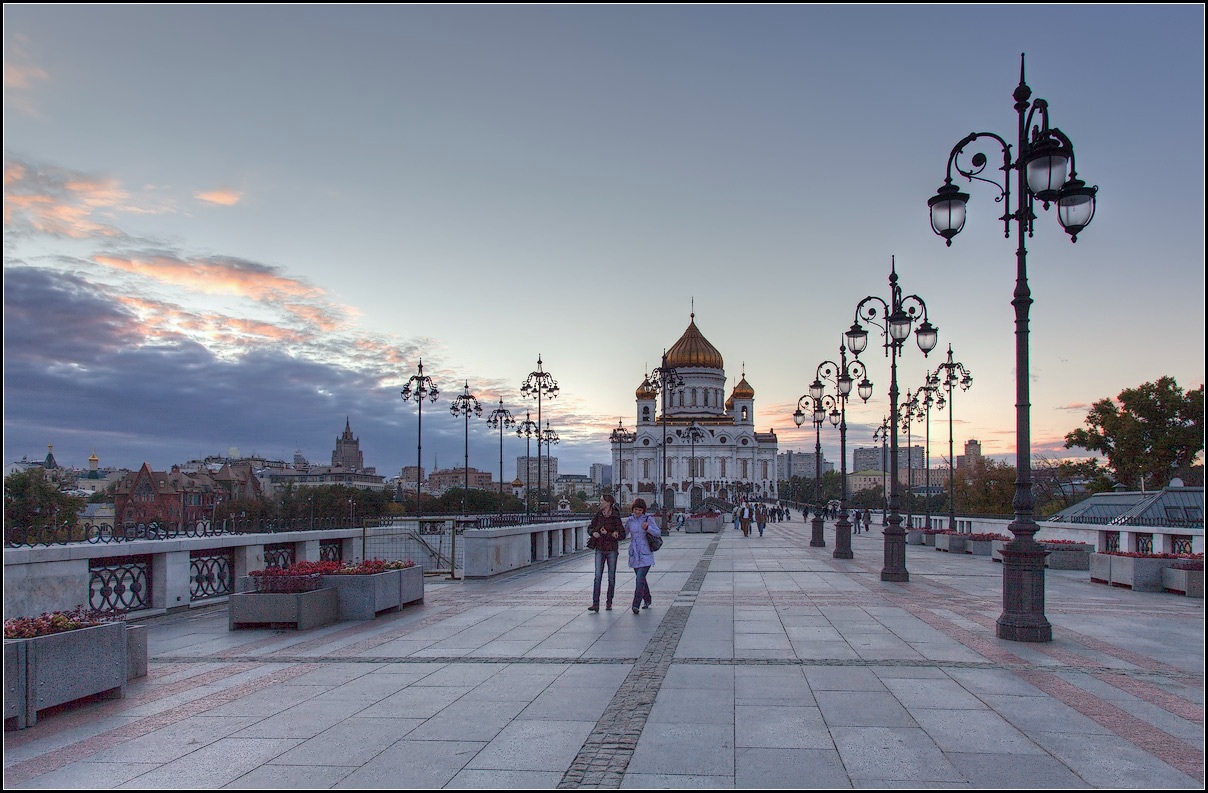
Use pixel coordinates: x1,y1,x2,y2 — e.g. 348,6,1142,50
4,6,1204,480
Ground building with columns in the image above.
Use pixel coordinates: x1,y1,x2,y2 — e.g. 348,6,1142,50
611,313,778,511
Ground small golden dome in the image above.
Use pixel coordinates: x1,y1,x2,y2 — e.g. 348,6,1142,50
636,377,658,399
730,374,755,400
665,313,723,370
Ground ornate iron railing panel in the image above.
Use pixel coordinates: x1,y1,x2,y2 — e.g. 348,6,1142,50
1105,531,1121,553
319,539,343,563
1171,536,1194,555
263,542,295,569
189,549,234,601
1135,533,1154,554
89,555,152,613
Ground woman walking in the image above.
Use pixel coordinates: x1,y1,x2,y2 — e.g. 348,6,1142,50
625,498,661,614
587,494,625,612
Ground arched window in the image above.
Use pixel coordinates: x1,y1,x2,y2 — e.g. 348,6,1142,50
642,406,650,422
741,406,748,421
691,388,697,406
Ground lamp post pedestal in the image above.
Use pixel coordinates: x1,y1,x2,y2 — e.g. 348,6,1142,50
881,518,908,582
810,510,826,548
833,514,853,559
998,526,1052,641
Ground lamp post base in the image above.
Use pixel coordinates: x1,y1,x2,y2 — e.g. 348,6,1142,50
880,518,909,582
833,517,853,559
997,539,1052,642
810,515,826,547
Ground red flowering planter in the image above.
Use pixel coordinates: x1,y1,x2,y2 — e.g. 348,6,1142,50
1091,553,1200,593
934,532,967,554
230,560,420,629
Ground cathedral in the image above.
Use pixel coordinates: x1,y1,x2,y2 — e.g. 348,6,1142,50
612,313,778,511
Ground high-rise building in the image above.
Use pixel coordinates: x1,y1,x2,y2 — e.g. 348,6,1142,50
331,418,366,471
589,463,611,493
957,439,983,469
777,450,830,480
515,455,558,489
853,446,886,473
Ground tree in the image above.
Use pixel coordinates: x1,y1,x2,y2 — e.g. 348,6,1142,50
4,469,85,542
952,458,1016,516
1033,455,1115,516
1064,377,1204,490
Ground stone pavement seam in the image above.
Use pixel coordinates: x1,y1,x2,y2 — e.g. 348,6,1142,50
558,535,721,789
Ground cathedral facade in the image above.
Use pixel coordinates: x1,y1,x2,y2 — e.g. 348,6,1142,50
611,314,778,511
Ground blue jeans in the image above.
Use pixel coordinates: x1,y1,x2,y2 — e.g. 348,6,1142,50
592,549,618,606
632,565,651,608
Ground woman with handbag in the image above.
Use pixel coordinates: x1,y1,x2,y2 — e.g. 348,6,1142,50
587,494,625,612
624,498,661,614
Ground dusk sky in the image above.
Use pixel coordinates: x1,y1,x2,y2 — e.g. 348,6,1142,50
4,6,1204,483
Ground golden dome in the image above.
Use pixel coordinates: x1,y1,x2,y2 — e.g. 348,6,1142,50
730,373,755,400
665,313,723,370
636,377,658,399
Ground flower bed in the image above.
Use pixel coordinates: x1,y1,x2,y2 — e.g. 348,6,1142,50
233,559,421,628
1040,540,1095,570
4,610,145,729
966,533,1010,556
1090,552,1202,593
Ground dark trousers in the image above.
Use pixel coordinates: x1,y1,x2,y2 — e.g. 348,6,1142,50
592,549,618,606
632,565,651,608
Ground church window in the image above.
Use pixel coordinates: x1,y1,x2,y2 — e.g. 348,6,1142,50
742,406,748,421
703,391,709,406
691,388,697,406
741,459,749,478
719,459,727,477
761,461,768,479
642,406,650,422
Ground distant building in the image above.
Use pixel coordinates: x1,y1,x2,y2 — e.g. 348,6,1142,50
515,455,559,489
590,463,612,493
777,450,830,480
848,470,887,493
332,417,371,472
853,446,887,473
113,462,262,528
427,467,494,494
956,439,982,470
555,473,593,498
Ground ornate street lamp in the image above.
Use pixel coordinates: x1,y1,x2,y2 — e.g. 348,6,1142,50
681,422,707,510
520,355,559,521
609,420,634,508
914,381,945,531
515,411,540,521
930,345,973,531
846,259,939,582
872,416,890,525
540,421,560,515
793,392,837,548
647,350,684,521
815,343,873,559
928,54,1095,642
401,359,439,518
448,382,483,580
900,389,918,531
485,398,516,519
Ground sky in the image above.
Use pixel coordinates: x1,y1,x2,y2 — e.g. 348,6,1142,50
3,5,1205,484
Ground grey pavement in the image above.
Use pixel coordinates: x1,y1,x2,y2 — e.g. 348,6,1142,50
4,513,1204,788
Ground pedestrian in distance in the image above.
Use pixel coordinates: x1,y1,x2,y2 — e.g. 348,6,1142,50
625,498,661,614
738,501,753,537
587,494,625,612
756,503,768,537
863,507,872,534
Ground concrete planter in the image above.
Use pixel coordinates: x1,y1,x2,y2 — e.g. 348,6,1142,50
1090,554,1170,592
4,621,137,729
684,517,703,534
701,515,722,533
1162,567,1204,598
320,567,423,620
228,587,338,630
922,532,938,547
967,539,994,556
935,533,967,553
1044,544,1093,570
906,529,925,545
991,540,1008,563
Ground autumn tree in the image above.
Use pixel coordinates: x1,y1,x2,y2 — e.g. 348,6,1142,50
1064,377,1204,489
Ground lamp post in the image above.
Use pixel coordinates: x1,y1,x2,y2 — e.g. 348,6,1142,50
814,343,873,559
931,345,973,531
520,355,559,521
401,359,439,518
485,398,516,518
448,382,483,580
846,259,939,582
540,421,560,515
793,393,837,548
900,389,918,531
682,422,707,511
872,416,890,525
915,381,945,530
928,54,1096,642
647,351,684,521
609,420,634,508
515,411,540,521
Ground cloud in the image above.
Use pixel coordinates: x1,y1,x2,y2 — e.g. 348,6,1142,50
195,188,243,206
3,37,50,117
1056,402,1090,412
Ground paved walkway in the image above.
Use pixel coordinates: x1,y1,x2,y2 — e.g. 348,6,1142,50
4,513,1204,788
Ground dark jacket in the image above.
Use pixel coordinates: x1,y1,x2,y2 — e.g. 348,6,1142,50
589,509,625,553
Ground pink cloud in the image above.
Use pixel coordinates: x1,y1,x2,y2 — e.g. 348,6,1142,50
94,254,323,303
195,188,243,206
